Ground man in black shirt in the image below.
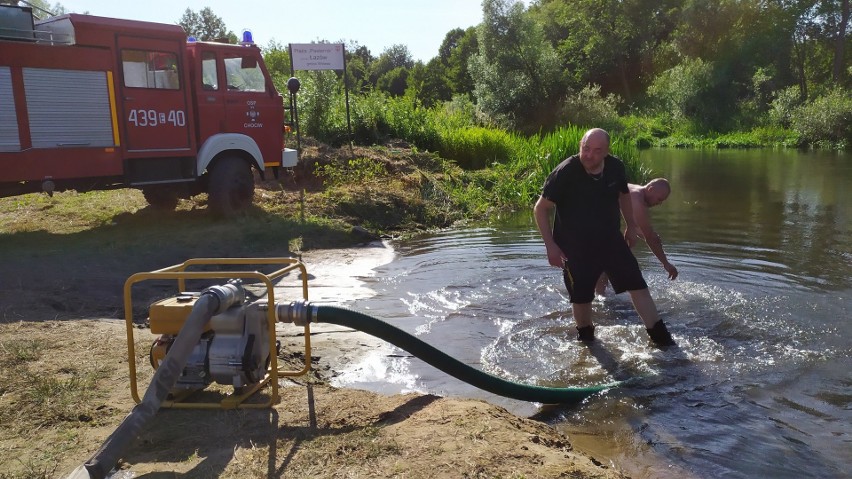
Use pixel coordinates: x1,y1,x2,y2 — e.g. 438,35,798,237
533,128,675,346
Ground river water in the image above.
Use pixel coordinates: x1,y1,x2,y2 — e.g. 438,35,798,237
331,148,851,478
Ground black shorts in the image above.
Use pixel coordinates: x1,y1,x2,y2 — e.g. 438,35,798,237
562,237,647,303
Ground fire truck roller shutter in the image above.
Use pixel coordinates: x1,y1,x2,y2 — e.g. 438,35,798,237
196,132,263,175
0,67,19,152
23,68,114,148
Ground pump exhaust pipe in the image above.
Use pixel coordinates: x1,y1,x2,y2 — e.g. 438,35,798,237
65,281,245,479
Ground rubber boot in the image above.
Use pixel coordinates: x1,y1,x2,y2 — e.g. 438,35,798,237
647,320,676,347
576,325,595,342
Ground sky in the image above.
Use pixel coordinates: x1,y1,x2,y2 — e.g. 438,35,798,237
53,0,492,62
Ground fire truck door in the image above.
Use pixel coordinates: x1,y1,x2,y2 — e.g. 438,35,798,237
222,53,281,164
194,50,225,141
117,36,191,152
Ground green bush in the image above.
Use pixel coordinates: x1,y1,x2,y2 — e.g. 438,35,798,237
708,132,763,148
351,90,392,145
298,71,345,145
558,84,623,133
769,85,803,128
791,88,852,148
646,58,717,131
748,126,799,147
438,94,480,130
444,125,649,213
618,115,672,148
385,94,441,151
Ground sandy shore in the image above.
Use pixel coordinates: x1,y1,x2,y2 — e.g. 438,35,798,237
0,240,633,478
278,240,400,381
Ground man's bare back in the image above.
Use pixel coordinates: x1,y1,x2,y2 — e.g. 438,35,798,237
597,179,678,294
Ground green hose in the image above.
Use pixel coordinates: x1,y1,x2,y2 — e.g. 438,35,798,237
312,304,617,404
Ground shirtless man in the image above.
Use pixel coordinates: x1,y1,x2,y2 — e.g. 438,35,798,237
596,178,678,295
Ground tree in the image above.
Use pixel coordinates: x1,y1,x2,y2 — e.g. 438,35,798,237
409,58,453,107
792,1,822,99
789,0,852,98
178,7,237,44
371,44,414,96
439,26,479,95
343,43,373,93
810,0,851,85
262,40,292,95
376,66,410,97
531,0,680,104
468,0,562,130
3,0,66,18
670,0,802,128
833,0,850,85
370,44,414,80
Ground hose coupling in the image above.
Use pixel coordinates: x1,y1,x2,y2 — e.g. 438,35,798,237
202,280,246,314
275,299,316,326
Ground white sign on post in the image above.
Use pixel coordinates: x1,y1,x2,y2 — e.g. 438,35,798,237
290,43,345,71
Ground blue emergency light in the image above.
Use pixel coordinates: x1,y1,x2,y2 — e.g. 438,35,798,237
240,30,254,46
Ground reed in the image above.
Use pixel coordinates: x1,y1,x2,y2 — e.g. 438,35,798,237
437,126,524,170
439,125,650,212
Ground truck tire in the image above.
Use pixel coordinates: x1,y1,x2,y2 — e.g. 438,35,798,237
208,156,254,217
142,186,179,210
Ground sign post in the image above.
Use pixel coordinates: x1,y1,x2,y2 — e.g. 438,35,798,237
289,43,352,150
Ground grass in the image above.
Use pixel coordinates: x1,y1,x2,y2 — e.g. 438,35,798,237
0,324,125,479
654,127,802,149
0,338,43,363
0,315,162,478
0,463,57,479
438,126,525,170
0,189,144,235
0,188,366,256
0,339,111,432
0,132,654,261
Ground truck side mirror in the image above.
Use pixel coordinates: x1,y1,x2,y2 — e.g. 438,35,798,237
241,56,257,69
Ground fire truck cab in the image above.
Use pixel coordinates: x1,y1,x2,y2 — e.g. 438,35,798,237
0,5,296,215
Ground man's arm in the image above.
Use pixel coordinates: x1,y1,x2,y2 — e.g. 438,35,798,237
618,191,639,248
633,200,678,280
534,196,566,268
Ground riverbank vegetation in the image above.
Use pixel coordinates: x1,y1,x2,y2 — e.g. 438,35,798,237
169,1,852,153
259,0,851,218
258,0,852,219
256,0,849,152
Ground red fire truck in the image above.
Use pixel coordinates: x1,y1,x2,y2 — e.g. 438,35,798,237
0,5,296,215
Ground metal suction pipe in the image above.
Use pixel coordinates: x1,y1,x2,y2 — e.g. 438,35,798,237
275,299,317,326
276,300,618,404
70,282,245,479
205,279,246,314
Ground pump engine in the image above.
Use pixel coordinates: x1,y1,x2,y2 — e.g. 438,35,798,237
147,293,272,391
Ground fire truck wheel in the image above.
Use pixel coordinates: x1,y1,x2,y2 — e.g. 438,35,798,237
141,186,179,210
208,156,254,216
